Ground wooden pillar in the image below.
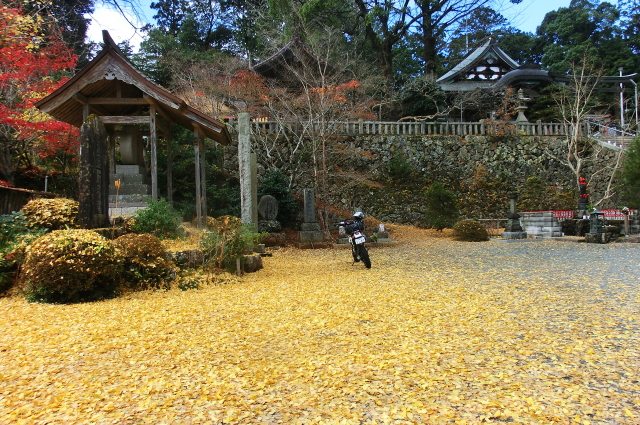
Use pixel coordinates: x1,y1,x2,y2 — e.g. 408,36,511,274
107,127,116,175
166,126,173,203
150,104,158,201
193,127,207,229
194,134,202,229
199,131,206,222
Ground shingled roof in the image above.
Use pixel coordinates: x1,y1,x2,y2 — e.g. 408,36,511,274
35,31,231,145
252,35,335,88
436,39,519,91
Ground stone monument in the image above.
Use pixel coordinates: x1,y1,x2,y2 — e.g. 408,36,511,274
258,195,281,232
298,188,323,243
78,115,109,229
501,193,527,239
257,195,285,247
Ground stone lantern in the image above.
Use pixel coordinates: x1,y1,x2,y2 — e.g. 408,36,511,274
501,193,527,239
586,210,611,243
589,210,606,234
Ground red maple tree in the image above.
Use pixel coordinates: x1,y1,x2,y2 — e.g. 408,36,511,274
0,5,78,184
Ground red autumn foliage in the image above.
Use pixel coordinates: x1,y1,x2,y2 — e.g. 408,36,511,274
0,6,79,183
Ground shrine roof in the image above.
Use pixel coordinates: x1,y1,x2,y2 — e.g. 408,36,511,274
35,31,231,144
252,35,334,85
436,39,519,91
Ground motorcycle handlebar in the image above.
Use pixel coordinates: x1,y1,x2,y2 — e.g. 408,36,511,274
336,220,355,227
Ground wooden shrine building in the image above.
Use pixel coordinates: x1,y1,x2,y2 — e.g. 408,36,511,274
437,38,637,122
252,34,337,90
35,30,231,228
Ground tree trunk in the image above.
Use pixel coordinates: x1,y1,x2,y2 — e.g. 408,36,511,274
422,17,438,79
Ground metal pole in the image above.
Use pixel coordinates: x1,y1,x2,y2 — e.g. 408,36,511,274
619,67,625,128
630,78,638,131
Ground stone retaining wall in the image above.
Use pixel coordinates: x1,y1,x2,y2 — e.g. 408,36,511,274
222,134,622,225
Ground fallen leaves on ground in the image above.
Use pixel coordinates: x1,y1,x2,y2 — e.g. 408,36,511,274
1,226,639,424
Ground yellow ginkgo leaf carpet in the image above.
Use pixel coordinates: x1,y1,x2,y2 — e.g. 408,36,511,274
1,227,639,424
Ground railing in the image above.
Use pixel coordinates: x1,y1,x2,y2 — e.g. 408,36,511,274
586,120,637,149
478,218,508,237
225,119,585,137
522,209,636,222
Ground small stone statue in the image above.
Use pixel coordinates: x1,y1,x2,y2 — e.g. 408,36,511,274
258,195,282,233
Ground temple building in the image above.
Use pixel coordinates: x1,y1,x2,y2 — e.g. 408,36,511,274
436,38,637,123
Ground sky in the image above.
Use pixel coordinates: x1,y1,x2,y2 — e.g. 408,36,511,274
85,0,574,52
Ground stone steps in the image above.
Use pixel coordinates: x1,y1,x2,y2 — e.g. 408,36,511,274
108,202,147,218
521,212,562,238
109,164,150,206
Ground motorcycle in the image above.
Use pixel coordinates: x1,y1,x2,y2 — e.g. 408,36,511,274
337,220,372,269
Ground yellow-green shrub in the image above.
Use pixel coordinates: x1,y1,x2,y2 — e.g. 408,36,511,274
452,220,489,242
20,229,123,303
21,198,78,230
113,233,174,289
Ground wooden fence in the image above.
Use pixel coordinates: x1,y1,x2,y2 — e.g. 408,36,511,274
0,187,54,216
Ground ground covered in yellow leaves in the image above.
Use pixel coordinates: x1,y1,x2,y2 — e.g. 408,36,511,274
1,227,639,424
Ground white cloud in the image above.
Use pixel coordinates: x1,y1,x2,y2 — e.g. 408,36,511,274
86,5,147,52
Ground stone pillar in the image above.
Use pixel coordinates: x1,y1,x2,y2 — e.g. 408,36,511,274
251,152,258,225
78,115,109,229
239,112,256,224
299,188,323,243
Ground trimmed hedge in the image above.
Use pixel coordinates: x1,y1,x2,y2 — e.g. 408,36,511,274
452,220,489,242
114,233,174,290
21,198,78,230
20,229,123,303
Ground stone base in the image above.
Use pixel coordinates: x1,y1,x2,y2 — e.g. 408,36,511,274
296,242,332,249
300,222,321,231
522,212,562,238
116,164,146,174
261,232,286,247
298,230,324,243
585,232,612,244
501,231,527,240
258,220,282,233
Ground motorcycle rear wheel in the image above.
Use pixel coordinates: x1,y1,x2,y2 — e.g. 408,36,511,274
358,244,371,269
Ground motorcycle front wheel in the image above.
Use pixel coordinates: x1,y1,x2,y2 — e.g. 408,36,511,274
357,244,371,269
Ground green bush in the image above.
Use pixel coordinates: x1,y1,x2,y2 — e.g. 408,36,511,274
21,198,78,230
113,233,174,290
201,216,264,272
452,220,489,242
20,229,123,303
388,151,413,180
424,182,459,230
1,211,46,251
130,199,180,239
0,212,46,292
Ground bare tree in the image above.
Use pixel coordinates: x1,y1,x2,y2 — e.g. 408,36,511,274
547,53,625,207
250,28,376,236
